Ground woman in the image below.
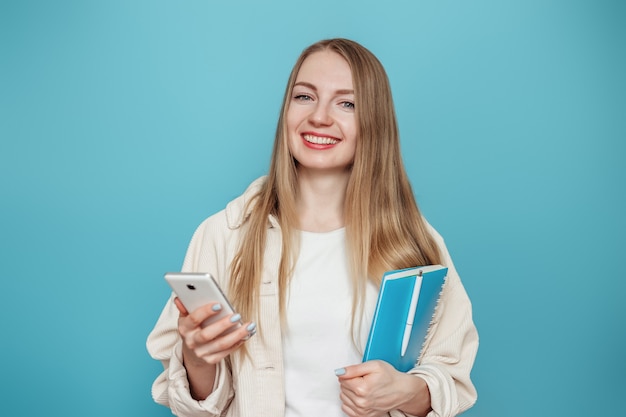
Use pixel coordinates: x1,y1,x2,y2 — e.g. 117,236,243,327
147,38,478,417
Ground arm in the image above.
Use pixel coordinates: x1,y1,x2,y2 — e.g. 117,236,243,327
403,270,478,417
174,297,249,399
403,228,478,417
146,295,236,417
181,338,219,401
337,229,478,417
146,215,246,416
336,272,477,417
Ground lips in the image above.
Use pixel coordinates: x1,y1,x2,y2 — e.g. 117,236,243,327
303,133,340,145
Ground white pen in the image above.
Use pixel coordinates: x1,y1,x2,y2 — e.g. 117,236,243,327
401,271,423,357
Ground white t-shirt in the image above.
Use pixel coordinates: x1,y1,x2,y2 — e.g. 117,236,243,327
283,228,378,417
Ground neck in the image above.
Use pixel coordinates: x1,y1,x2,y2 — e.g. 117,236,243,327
295,168,350,233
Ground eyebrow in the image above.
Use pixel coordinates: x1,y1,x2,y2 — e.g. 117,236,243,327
294,81,354,96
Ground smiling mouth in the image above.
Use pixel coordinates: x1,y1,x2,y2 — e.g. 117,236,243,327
303,134,340,145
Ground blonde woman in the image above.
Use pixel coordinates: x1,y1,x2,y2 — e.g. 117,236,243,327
147,38,478,417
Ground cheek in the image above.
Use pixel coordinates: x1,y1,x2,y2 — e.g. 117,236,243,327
286,106,304,132
285,116,299,153
339,117,358,141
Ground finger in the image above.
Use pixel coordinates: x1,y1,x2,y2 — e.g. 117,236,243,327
173,297,189,316
336,360,388,381
187,314,254,350
198,316,256,343
242,321,257,339
186,303,224,328
194,333,246,358
340,389,381,417
195,339,246,365
339,391,375,417
178,303,227,335
335,363,368,381
192,323,253,360
339,390,359,413
337,367,381,403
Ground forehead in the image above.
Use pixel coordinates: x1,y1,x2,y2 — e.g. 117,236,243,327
295,50,353,88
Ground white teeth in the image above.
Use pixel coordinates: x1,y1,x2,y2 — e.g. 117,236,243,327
303,134,339,145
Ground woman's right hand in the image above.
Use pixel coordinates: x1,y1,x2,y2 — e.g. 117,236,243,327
174,297,255,365
174,298,255,399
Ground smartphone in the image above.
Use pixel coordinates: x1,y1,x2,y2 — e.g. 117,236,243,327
164,272,243,332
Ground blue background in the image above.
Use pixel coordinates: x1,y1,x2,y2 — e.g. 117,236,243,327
1,1,624,416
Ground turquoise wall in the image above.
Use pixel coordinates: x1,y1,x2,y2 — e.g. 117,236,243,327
1,1,624,415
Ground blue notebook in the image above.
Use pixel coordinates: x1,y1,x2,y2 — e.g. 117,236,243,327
362,265,448,372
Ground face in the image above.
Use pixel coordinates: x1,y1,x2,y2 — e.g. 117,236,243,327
286,50,357,174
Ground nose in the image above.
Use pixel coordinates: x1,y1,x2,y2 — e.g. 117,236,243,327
309,102,332,126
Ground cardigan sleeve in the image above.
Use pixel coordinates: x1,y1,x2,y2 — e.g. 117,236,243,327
146,218,236,417
392,226,479,417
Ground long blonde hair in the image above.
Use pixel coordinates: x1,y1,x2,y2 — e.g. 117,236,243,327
229,38,442,338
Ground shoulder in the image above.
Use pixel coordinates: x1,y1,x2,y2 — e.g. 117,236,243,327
180,176,269,274
224,176,268,229
422,217,446,248
191,176,269,238
421,218,458,275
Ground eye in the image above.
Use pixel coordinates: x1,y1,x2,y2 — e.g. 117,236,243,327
293,93,313,102
340,101,355,110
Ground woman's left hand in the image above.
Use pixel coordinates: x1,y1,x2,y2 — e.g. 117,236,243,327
336,360,431,417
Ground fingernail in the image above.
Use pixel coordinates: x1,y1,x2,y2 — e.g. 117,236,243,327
334,368,346,376
230,313,242,323
246,322,257,332
212,303,222,311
